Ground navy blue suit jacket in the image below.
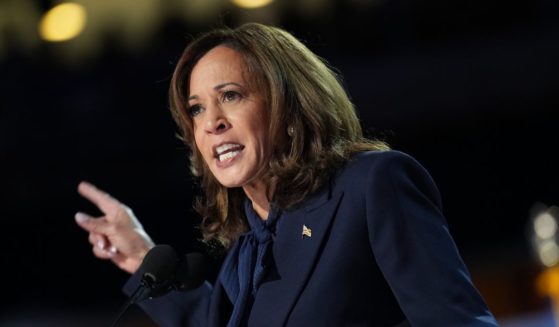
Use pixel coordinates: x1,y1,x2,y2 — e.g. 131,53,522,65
124,150,499,326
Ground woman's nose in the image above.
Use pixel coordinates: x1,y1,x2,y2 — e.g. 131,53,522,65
203,106,230,134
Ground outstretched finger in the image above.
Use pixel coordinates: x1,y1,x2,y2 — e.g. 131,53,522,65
77,181,120,214
75,212,111,235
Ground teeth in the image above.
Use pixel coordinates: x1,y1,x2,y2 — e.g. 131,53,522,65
216,143,241,155
219,150,240,162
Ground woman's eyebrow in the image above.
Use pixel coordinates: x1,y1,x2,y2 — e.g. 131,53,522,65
214,82,243,91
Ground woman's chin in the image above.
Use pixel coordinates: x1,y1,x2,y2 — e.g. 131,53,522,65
214,174,246,189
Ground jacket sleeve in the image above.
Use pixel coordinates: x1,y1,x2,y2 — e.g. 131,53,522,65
122,270,212,327
364,151,499,326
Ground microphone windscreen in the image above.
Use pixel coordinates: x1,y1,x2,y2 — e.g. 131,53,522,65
176,252,206,291
138,244,179,284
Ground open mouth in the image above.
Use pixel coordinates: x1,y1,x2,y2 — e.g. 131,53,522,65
215,143,244,162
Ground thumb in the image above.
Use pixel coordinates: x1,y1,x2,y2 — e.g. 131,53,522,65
75,212,109,234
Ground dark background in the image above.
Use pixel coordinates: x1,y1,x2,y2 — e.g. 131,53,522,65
1,0,558,325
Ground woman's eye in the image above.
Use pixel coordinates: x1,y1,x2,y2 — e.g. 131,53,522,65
187,104,203,117
222,91,241,103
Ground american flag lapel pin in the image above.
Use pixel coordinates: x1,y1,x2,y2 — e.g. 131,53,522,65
302,225,312,239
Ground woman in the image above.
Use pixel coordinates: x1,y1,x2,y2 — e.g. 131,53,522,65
76,23,499,326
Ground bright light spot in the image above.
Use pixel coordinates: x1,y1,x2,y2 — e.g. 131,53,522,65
539,240,559,267
39,3,87,42
534,212,558,239
231,0,274,9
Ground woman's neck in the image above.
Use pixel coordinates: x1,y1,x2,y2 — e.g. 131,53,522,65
243,180,275,220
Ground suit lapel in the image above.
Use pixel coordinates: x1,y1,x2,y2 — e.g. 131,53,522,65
249,187,345,326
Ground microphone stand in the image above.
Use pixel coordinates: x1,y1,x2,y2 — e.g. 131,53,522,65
109,285,151,327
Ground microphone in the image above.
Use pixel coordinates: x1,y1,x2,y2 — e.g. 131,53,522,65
109,244,206,327
175,252,206,292
133,244,180,302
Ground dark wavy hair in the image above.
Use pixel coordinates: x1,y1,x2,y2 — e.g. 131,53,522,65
169,23,388,248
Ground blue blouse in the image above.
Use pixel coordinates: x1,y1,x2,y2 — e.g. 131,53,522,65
218,199,282,327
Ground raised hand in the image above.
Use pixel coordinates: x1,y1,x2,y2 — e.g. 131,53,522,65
75,181,155,274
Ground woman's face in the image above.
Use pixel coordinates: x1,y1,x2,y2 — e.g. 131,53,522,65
188,46,271,188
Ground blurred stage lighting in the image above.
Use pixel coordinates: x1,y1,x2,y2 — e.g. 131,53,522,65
535,212,558,240
39,3,87,42
539,240,559,267
530,204,559,268
232,0,274,9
